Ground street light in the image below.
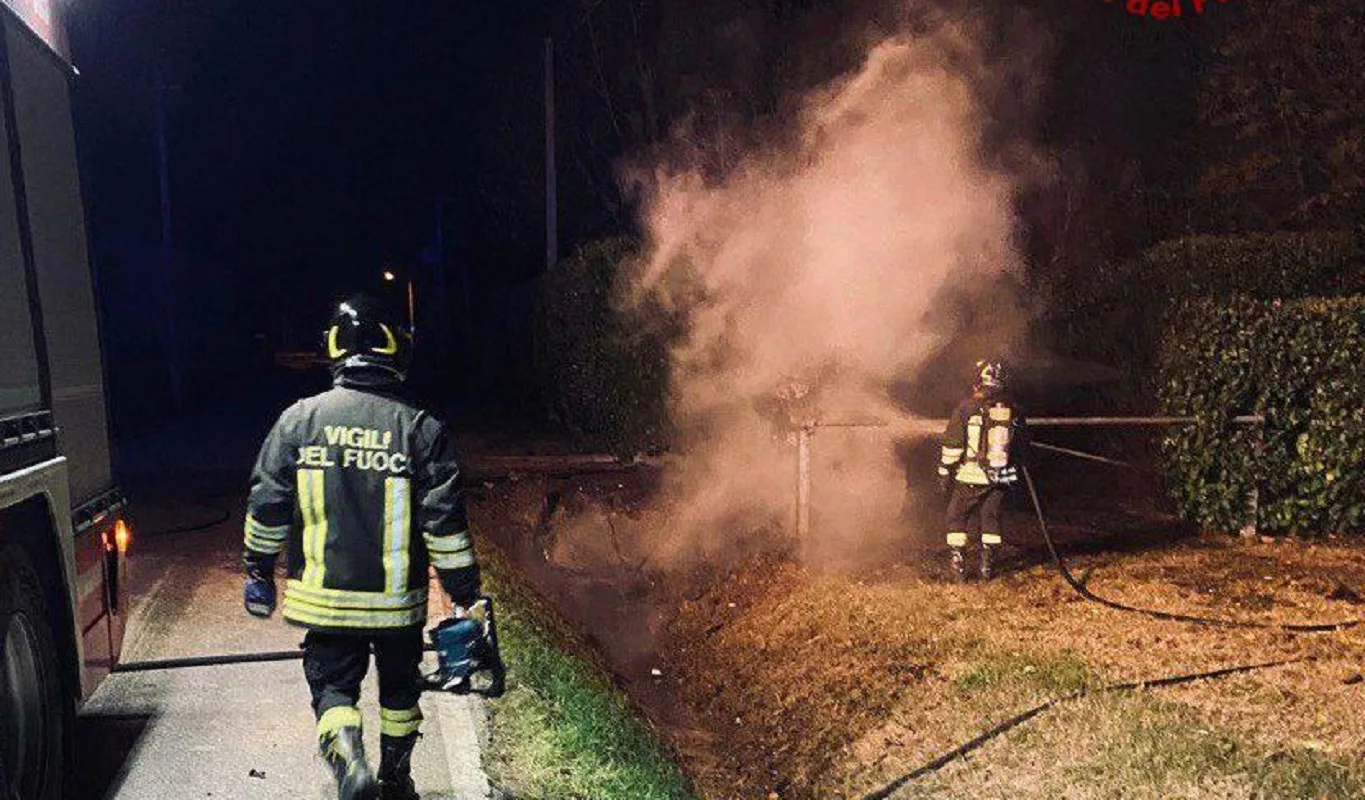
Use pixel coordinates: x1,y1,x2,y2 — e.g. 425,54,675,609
381,267,415,337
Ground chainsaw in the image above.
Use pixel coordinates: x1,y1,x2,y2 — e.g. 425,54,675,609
422,596,507,698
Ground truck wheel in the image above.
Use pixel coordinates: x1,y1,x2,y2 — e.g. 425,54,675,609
0,545,69,800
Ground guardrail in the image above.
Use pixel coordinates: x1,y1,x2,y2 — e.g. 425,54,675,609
793,414,1267,544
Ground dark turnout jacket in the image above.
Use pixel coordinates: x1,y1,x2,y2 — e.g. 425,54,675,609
244,370,479,631
937,392,1027,486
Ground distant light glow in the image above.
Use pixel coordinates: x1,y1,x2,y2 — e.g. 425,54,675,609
383,271,396,282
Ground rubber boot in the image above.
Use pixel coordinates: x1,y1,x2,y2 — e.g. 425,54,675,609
321,727,378,800
379,734,420,800
950,547,969,583
980,544,996,581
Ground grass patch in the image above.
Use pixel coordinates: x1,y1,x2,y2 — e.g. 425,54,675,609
1084,697,1365,799
479,548,696,800
951,650,1095,696
1088,700,1243,790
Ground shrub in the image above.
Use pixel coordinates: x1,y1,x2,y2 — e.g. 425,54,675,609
1158,296,1365,535
534,237,675,454
1055,230,1365,391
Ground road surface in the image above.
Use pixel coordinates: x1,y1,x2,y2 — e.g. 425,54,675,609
75,475,492,799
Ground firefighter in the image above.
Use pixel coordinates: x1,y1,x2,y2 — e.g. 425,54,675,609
937,360,1026,582
242,294,482,800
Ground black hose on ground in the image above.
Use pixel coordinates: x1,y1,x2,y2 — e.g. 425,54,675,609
860,461,1356,797
860,656,1308,800
112,644,440,673
1021,464,1360,632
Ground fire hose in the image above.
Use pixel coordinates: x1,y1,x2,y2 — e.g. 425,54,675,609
861,456,1359,797
112,598,507,699
1021,458,1361,633
859,654,1308,800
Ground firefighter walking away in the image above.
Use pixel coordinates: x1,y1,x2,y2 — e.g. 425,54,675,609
938,360,1027,583
242,294,484,800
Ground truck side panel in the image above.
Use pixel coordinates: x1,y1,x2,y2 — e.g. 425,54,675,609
5,17,113,507
0,17,39,419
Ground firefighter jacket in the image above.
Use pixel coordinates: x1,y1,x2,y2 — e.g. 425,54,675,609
243,369,479,632
938,393,1026,486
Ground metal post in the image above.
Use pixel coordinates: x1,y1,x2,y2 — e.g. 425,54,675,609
1242,407,1265,539
407,279,416,338
154,67,182,412
797,425,812,556
1241,488,1259,539
544,36,557,274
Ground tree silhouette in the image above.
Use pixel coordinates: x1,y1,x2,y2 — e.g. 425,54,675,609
1194,2,1365,231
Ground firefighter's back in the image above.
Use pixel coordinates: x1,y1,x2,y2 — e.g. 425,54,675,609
280,383,441,622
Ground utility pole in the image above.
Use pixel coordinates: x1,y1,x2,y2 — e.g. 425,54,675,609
544,36,557,274
154,65,183,413
436,197,474,363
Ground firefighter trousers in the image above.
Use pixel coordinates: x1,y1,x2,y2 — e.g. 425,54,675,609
303,625,425,743
945,482,1006,548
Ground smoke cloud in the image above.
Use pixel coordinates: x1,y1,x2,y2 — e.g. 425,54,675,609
618,3,1044,570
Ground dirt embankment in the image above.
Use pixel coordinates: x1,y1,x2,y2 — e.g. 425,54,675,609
469,469,1365,799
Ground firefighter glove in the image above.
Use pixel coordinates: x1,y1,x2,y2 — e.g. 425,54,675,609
440,565,483,609
244,553,277,618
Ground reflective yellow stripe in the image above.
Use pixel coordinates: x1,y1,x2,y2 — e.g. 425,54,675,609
946,532,968,547
311,470,328,585
384,478,395,588
424,530,471,553
283,596,427,629
298,470,320,585
285,580,427,611
383,477,411,594
380,705,424,737
982,533,1003,545
955,463,990,484
430,549,477,570
318,705,362,742
940,447,964,465
245,531,286,555
298,470,316,584
298,469,328,587
426,530,475,569
246,514,290,540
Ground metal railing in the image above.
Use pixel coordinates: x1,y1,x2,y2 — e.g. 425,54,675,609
793,414,1266,543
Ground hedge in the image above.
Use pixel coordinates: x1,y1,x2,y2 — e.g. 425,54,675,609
534,237,674,454
1055,230,1365,384
1158,296,1365,535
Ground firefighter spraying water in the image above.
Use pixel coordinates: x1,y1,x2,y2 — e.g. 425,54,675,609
937,360,1027,582
242,294,493,800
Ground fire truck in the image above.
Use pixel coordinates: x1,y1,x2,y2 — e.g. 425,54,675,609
0,1,130,798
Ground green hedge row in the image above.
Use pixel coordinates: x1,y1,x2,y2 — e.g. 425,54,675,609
1158,297,1365,535
534,237,674,454
1054,231,1365,382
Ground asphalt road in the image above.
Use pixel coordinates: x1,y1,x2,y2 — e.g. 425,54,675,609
75,486,491,800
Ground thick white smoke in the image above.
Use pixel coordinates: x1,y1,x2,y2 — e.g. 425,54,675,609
620,7,1040,570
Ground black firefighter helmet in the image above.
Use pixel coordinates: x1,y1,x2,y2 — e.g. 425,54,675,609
324,293,413,380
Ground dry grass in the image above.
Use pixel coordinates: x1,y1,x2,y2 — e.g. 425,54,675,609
661,535,1365,799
